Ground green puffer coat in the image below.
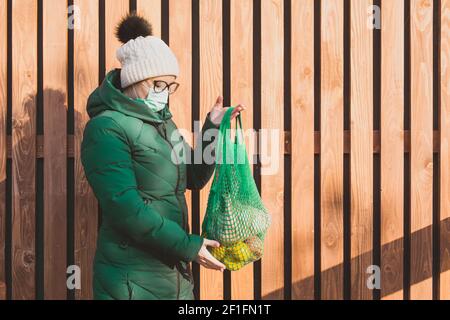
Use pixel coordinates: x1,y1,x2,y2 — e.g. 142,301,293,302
81,69,219,300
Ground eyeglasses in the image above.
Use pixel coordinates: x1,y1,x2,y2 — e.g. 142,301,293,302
152,80,180,94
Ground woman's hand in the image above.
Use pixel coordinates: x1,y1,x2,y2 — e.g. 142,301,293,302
209,96,246,126
195,238,226,272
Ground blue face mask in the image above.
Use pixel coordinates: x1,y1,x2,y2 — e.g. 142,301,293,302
135,84,169,112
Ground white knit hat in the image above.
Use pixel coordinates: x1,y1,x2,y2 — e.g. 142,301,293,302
117,35,180,89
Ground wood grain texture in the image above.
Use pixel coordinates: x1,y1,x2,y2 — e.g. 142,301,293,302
1,0,450,301
230,0,254,300
42,0,68,300
0,0,7,291
4,130,445,157
440,0,450,301
410,0,433,300
199,0,223,300
74,0,99,300
291,0,315,300
320,0,344,300
105,0,129,72
137,0,162,38
380,0,404,300
11,0,37,300
169,0,194,283
169,0,192,145
350,0,373,300
261,0,284,300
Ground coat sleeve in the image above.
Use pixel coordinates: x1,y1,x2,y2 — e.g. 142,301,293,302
81,116,204,263
186,112,220,190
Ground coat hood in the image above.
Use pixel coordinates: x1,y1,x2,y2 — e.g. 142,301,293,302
86,69,173,123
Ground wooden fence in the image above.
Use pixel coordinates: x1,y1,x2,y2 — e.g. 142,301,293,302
0,0,449,300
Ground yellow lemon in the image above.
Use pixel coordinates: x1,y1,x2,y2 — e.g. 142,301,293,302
209,245,226,261
206,239,258,271
229,241,253,262
223,256,246,271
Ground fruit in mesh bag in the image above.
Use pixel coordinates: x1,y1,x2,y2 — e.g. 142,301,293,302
209,244,226,261
228,241,254,262
249,207,271,235
223,257,246,271
208,240,256,271
223,241,254,271
201,108,271,271
202,232,225,261
244,235,264,260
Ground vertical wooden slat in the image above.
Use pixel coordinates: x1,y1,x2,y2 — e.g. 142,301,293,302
11,0,37,300
0,0,7,296
230,0,254,300
169,0,194,276
136,0,162,38
261,0,284,300
169,2,193,162
410,0,433,300
440,0,450,301
74,0,99,300
291,0,314,300
105,0,129,72
42,0,68,299
320,0,344,300
380,0,404,300
350,0,373,300
199,0,223,300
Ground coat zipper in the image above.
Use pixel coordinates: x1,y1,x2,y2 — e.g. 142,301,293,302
157,121,183,299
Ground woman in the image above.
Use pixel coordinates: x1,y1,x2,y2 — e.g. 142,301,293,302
81,14,245,300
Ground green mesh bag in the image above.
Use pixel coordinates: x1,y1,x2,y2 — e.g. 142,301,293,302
201,107,271,271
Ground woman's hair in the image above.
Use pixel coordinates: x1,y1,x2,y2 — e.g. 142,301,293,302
115,13,153,44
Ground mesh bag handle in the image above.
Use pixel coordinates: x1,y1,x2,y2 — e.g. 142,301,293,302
215,107,245,166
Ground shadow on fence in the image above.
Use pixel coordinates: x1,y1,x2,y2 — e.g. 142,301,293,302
263,217,450,299
0,88,94,300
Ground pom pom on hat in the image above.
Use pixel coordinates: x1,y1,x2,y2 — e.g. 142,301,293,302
115,13,153,44
115,13,179,89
